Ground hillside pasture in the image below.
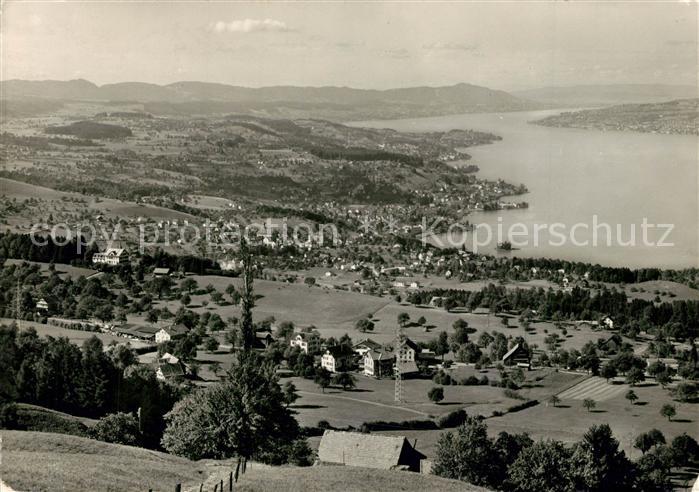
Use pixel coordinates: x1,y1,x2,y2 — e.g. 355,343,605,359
288,373,524,427
157,276,390,333
0,431,210,492
486,380,698,458
0,177,194,223
197,465,487,492
4,319,150,349
3,259,97,279
622,280,699,302
369,302,621,351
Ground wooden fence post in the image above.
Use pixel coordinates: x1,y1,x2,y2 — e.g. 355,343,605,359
175,484,182,492
234,458,241,482
220,479,224,491
199,483,204,492
229,471,233,491
214,483,219,492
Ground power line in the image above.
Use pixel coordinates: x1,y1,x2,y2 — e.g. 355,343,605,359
394,323,404,403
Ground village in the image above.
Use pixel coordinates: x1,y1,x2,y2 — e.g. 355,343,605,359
1,228,697,489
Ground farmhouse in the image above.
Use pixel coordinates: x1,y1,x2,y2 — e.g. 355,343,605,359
92,248,129,266
152,267,170,276
321,345,355,373
155,324,188,344
352,338,382,356
36,298,49,311
395,337,420,375
114,324,160,341
502,343,531,369
318,430,427,472
289,331,321,354
155,353,187,381
253,330,275,350
364,349,395,378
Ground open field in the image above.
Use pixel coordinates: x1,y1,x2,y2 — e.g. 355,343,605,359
370,302,621,350
292,267,557,293
4,318,151,350
156,275,390,334
4,259,97,279
186,194,237,210
487,380,698,459
556,376,629,402
0,177,194,222
154,275,622,352
288,367,580,428
197,465,488,492
621,280,699,302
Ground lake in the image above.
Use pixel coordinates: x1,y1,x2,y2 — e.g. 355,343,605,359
351,110,698,269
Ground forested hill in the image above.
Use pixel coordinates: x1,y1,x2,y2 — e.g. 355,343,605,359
514,84,698,107
533,99,698,135
0,79,542,120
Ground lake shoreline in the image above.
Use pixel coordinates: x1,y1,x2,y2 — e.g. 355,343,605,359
350,110,698,269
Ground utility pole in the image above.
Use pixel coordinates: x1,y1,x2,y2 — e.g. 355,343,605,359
394,324,404,403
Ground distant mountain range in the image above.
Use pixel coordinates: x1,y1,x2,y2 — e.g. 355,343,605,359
514,84,698,108
3,79,695,120
0,79,540,120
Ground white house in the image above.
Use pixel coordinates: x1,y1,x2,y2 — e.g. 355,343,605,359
92,248,129,266
289,332,321,354
155,324,188,344
36,298,49,311
321,345,354,373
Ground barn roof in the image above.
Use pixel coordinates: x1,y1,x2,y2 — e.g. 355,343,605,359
502,343,529,362
353,338,382,351
318,430,423,469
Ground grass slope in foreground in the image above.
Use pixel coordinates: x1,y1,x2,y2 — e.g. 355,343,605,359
1,430,488,492
0,431,210,491
200,463,489,492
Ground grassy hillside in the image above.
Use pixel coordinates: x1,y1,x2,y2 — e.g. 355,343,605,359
0,431,211,492
199,464,489,492
12,404,97,438
45,121,133,139
1,431,487,492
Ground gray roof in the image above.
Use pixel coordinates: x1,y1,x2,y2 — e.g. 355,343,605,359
367,348,394,361
162,324,189,337
502,343,529,362
318,430,422,469
353,338,382,351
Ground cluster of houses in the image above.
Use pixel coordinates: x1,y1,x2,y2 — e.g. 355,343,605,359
285,331,433,378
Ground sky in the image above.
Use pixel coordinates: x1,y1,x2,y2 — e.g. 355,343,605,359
1,1,697,91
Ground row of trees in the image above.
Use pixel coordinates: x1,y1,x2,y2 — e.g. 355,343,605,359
0,326,183,448
433,416,698,491
407,283,699,340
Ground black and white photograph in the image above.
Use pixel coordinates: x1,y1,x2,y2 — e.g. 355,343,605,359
0,1,697,491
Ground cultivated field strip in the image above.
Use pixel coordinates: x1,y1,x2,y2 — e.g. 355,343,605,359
557,376,628,401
